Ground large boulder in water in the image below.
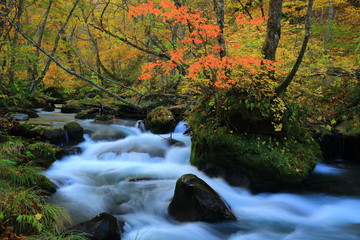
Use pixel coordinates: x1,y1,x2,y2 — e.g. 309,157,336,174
168,174,236,222
64,121,84,143
144,106,176,134
69,212,123,240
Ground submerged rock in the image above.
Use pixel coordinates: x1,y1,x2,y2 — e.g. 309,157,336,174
91,128,128,141
168,174,236,222
69,212,123,240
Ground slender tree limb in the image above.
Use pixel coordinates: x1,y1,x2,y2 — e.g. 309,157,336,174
71,44,146,97
2,13,143,110
275,0,314,96
89,23,171,60
30,0,80,93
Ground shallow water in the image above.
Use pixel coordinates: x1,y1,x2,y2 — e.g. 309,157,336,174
41,112,360,240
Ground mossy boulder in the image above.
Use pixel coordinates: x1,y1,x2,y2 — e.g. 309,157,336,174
61,101,86,113
190,126,319,191
16,123,66,145
94,114,115,124
144,107,176,134
0,107,39,118
42,104,55,112
168,174,236,222
75,109,98,119
64,122,84,143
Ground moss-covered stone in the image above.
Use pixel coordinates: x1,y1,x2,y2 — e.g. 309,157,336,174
75,109,98,119
94,114,115,123
16,123,66,145
64,122,84,143
42,104,55,112
0,107,39,118
61,100,86,113
190,126,319,191
145,106,176,134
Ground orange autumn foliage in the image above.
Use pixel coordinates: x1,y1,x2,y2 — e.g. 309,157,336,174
129,0,281,92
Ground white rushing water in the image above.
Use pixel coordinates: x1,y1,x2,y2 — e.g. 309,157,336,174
45,121,360,240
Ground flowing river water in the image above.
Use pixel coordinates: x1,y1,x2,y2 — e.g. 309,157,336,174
37,110,360,240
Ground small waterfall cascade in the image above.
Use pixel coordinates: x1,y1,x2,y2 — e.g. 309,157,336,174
44,120,360,240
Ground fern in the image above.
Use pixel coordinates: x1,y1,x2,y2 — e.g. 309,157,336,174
0,160,42,187
0,187,73,235
26,231,88,240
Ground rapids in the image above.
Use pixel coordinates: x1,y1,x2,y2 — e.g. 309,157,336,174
42,112,360,240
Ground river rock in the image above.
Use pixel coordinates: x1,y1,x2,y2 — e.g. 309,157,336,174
144,106,176,134
64,122,84,143
5,113,29,121
15,123,66,145
91,128,128,141
69,212,123,240
75,109,99,119
1,107,39,118
168,174,237,222
97,144,166,158
42,104,55,112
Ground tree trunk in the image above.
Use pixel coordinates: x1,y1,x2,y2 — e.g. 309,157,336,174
262,0,283,61
275,0,315,96
213,0,227,59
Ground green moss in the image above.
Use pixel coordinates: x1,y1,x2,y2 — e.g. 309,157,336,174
190,126,320,187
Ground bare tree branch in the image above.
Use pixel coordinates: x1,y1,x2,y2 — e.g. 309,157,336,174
2,13,143,110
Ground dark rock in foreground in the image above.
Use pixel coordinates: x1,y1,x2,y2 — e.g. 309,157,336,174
168,174,236,222
69,212,123,240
